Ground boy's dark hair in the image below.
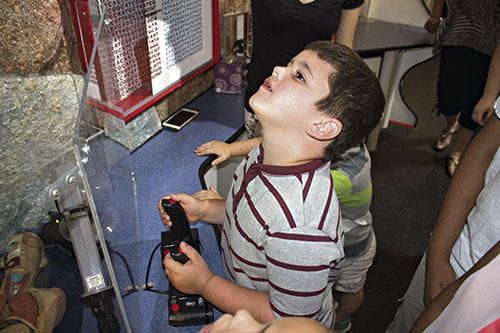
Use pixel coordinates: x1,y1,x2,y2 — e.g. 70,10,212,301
305,41,385,161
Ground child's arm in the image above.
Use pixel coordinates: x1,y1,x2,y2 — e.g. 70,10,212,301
195,137,262,166
164,242,275,323
158,192,226,226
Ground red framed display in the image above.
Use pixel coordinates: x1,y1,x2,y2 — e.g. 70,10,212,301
70,0,220,122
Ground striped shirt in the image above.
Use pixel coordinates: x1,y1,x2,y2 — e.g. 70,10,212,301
331,143,373,247
221,145,344,327
442,0,499,56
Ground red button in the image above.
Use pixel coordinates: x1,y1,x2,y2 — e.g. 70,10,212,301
171,303,180,312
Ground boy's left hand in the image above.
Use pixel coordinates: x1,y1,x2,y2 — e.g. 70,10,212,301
194,140,231,166
163,241,214,295
192,186,224,200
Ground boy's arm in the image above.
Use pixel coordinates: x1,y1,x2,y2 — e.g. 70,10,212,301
195,137,262,166
425,115,500,303
164,243,274,323
199,198,227,225
159,193,227,226
201,274,275,323
335,6,362,48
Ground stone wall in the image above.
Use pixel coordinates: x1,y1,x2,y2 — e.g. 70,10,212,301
0,0,223,251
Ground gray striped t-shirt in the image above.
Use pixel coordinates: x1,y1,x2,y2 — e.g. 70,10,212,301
221,145,344,327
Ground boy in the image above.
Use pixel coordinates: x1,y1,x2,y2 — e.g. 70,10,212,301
194,143,377,333
159,41,385,328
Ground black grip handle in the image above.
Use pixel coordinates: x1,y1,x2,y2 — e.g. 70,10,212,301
161,199,192,263
161,199,191,242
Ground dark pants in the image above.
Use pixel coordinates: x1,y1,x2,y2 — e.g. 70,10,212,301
437,46,491,131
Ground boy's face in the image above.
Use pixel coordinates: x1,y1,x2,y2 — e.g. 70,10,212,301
249,50,333,136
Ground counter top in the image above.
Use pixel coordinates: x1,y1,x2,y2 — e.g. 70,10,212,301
354,19,434,56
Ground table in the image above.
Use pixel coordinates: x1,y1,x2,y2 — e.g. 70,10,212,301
353,19,434,150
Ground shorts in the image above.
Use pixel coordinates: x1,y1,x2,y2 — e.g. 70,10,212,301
334,231,377,293
437,46,491,131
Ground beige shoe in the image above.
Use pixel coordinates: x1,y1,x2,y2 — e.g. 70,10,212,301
447,153,461,177
435,122,459,151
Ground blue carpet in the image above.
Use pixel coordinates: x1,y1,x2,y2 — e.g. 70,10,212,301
43,88,244,332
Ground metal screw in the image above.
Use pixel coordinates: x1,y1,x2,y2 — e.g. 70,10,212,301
66,174,77,184
51,188,61,198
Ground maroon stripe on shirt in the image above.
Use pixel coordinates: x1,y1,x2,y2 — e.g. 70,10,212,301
302,171,313,201
233,267,268,283
225,208,231,226
234,212,264,250
266,254,331,271
269,280,327,297
221,228,236,281
233,165,262,214
318,174,334,230
332,213,341,242
232,157,250,213
270,301,321,318
259,173,297,228
257,145,264,163
270,232,334,242
244,191,270,233
230,245,267,269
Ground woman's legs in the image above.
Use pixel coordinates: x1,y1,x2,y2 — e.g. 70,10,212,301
435,114,459,150
435,46,491,175
446,126,475,176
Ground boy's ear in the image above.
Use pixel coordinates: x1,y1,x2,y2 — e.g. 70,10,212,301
306,118,343,141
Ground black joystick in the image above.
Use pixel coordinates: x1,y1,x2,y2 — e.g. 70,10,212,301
160,199,214,326
161,199,192,264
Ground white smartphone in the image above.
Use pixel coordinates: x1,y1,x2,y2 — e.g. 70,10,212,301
162,107,199,131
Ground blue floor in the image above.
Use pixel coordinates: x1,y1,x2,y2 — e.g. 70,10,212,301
45,87,245,332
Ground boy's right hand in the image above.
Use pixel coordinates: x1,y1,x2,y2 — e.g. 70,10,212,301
194,140,231,166
157,193,203,228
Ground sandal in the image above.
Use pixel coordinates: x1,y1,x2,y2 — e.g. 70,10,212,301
446,153,461,177
435,122,459,151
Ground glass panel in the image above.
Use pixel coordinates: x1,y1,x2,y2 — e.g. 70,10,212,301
2,0,229,332
72,2,135,331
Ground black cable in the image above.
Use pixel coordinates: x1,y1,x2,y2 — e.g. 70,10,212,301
143,235,203,295
108,247,139,297
143,242,168,294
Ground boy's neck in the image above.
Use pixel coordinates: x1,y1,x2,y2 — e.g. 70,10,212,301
260,136,325,166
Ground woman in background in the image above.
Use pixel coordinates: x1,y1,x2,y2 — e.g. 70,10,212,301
425,0,499,176
244,0,364,136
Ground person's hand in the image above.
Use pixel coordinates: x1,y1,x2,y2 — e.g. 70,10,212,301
193,187,224,200
472,95,496,126
157,193,204,228
195,140,232,166
424,17,440,34
424,258,456,305
163,241,214,295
